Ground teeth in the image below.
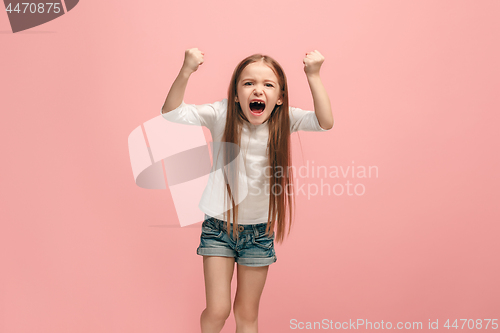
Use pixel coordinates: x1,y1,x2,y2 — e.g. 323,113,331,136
250,100,265,114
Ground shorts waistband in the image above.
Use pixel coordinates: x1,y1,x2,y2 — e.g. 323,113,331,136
204,214,271,236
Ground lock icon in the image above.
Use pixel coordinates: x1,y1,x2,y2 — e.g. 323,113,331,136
128,113,248,227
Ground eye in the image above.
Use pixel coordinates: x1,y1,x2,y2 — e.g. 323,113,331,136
244,82,253,86
265,83,274,87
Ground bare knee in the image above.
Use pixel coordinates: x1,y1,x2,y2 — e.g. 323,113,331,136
233,300,258,324
204,304,231,322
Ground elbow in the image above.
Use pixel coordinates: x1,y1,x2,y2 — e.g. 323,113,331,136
320,120,334,130
162,101,183,114
162,104,174,114
326,118,334,130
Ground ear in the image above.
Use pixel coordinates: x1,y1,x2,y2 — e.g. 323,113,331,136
235,96,239,103
277,97,283,105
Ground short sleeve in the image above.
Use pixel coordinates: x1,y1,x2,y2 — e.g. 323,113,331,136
289,106,332,133
161,99,226,131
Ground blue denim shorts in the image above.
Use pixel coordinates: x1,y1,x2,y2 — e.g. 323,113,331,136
196,214,277,267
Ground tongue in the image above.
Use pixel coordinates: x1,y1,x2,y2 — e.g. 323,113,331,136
250,102,265,112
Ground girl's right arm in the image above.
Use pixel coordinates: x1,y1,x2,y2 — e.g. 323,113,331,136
161,48,204,114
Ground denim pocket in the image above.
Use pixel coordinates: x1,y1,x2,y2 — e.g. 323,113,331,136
251,231,274,249
201,219,223,239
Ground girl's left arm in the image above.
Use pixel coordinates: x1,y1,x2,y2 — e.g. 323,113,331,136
303,50,334,130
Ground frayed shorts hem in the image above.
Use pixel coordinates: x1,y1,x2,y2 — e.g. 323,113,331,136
237,256,277,267
197,248,277,267
197,247,235,257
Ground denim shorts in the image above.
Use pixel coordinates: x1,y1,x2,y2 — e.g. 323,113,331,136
196,214,277,267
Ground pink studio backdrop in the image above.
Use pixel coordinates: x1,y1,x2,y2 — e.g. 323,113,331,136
1,0,499,332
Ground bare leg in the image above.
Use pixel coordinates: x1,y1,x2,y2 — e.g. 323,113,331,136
233,264,270,333
200,256,236,333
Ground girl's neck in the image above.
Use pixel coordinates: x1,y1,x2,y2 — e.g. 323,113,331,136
245,119,269,129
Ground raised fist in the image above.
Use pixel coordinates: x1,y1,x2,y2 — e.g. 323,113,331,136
303,50,325,76
182,48,205,74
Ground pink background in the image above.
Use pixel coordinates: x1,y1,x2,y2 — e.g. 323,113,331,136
1,0,499,332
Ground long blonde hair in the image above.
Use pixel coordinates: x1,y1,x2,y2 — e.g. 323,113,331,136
219,54,295,244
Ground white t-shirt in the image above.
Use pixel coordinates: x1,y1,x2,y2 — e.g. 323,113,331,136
161,98,332,224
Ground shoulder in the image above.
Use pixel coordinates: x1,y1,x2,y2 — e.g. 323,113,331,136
214,98,228,118
198,98,228,118
210,98,227,112
218,98,228,109
288,104,329,132
288,105,306,120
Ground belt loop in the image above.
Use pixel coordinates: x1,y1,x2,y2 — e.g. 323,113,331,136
252,224,259,237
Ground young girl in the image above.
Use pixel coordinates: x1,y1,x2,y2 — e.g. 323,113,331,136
161,48,333,333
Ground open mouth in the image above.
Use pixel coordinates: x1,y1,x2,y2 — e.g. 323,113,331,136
249,101,265,116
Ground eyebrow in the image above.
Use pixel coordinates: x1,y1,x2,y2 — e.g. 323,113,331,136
241,78,277,85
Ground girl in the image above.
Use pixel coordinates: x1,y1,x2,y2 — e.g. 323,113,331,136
161,48,333,333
